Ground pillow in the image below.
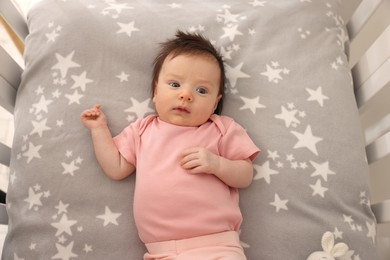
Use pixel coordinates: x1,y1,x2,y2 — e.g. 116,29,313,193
3,0,378,259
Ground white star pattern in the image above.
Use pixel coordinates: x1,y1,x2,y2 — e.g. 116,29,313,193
309,179,328,197
32,95,53,115
30,118,52,137
51,241,78,260
291,125,323,156
116,71,130,82
225,62,250,88
239,96,265,114
71,71,93,92
270,194,288,212
51,214,78,236
275,105,300,128
366,221,376,243
62,160,80,176
24,187,43,209
23,142,42,163
65,90,84,105
309,160,335,181
117,21,139,37
51,51,81,78
253,161,279,184
96,206,122,227
220,24,243,41
306,86,329,107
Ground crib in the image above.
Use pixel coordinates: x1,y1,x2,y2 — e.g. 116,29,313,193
1,0,390,259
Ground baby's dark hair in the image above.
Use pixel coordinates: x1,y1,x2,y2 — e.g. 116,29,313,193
152,30,225,114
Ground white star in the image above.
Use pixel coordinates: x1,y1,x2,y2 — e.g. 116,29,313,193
83,244,93,253
116,71,130,82
218,9,240,24
51,51,81,78
253,161,279,184
51,241,78,260
366,221,376,243
46,30,59,42
261,64,283,83
249,0,267,7
24,187,43,209
333,227,343,239
306,86,329,107
309,179,328,198
23,142,42,163
225,62,250,87
343,214,353,225
168,3,182,8
30,118,51,137
275,106,300,128
221,24,243,41
71,71,93,92
29,242,37,250
62,160,80,176
105,3,133,14
96,206,122,227
55,200,69,215
65,90,84,105
270,193,288,212
309,160,335,181
291,125,323,156
124,98,154,119
117,21,139,37
32,95,53,115
35,85,44,95
239,96,265,114
267,150,279,161
51,214,78,236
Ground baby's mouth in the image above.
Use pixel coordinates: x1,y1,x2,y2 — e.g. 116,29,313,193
173,106,190,113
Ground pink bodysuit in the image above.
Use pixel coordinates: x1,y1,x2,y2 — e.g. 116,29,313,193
113,114,260,243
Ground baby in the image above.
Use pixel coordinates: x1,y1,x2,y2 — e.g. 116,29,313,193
81,30,260,260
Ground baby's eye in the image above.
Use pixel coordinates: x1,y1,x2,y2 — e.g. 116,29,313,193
169,82,180,88
196,87,208,95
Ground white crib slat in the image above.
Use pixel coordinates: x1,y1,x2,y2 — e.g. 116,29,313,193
366,132,390,164
347,0,383,40
352,25,390,91
365,114,390,147
348,0,390,67
355,55,390,110
372,200,390,224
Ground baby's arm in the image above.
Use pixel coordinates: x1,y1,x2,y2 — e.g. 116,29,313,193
81,104,135,180
181,147,253,188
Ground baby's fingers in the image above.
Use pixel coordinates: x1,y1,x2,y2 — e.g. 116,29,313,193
81,108,100,119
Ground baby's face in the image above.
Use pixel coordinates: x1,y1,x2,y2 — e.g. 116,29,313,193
153,54,222,127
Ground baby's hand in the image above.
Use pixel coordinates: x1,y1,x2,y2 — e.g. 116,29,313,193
80,104,107,129
180,147,220,175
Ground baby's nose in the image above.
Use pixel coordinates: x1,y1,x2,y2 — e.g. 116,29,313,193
179,91,193,101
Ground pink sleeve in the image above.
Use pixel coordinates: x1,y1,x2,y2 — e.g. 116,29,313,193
112,123,138,166
219,118,260,162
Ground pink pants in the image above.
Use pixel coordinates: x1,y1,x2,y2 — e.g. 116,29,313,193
143,231,246,260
